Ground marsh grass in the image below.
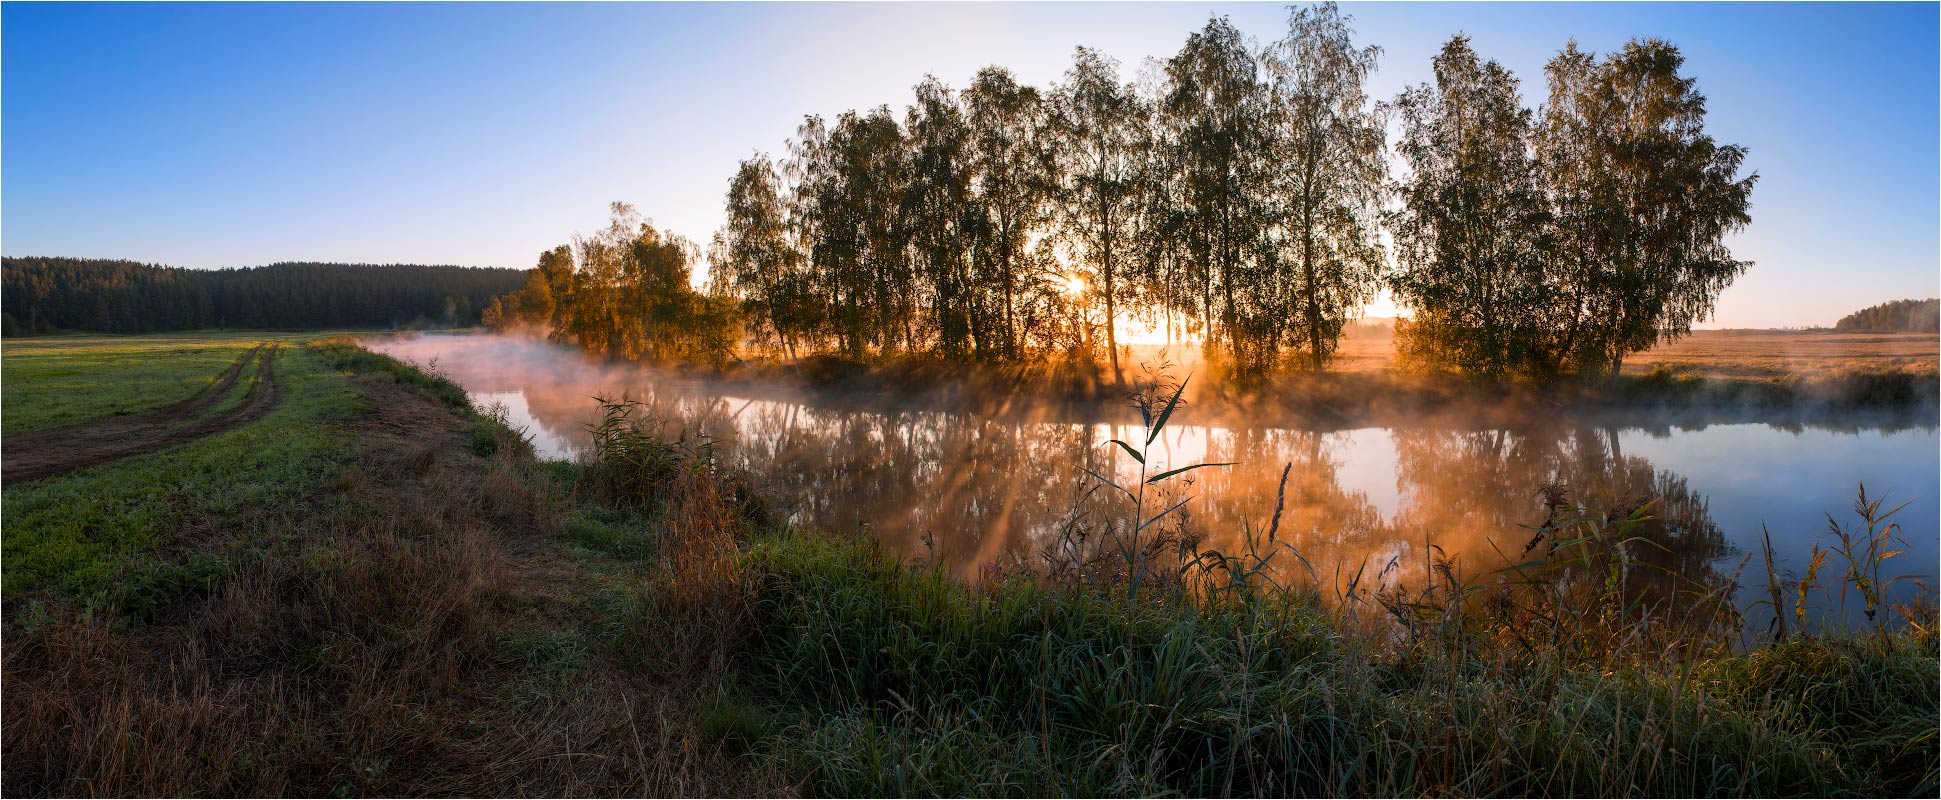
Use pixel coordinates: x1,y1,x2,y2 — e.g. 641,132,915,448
552,362,1938,797
730,506,1935,797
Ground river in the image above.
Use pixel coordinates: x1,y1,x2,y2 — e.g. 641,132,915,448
368,333,1939,631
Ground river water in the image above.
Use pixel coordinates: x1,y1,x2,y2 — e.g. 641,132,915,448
369,333,1938,629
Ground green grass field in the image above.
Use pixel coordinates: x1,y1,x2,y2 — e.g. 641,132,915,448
0,331,321,435
2,335,364,600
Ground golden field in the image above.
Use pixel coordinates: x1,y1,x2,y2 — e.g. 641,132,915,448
1324,326,1940,380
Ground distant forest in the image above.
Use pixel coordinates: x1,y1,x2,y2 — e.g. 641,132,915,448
487,5,1757,383
1835,299,1939,333
2,257,529,336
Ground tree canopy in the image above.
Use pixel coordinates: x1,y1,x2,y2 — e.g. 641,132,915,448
699,8,1755,383
2,257,527,336
704,7,1402,381
1390,34,1758,382
482,203,738,365
1835,299,1939,333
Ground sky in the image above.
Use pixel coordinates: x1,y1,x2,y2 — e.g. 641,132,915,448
4,2,1936,329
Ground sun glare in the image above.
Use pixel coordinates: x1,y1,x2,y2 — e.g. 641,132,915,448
1060,273,1086,297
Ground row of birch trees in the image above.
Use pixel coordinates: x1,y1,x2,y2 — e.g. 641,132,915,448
496,4,1756,382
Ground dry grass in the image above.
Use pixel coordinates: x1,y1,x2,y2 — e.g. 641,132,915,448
1320,325,1940,381
1622,329,1939,381
1,346,785,798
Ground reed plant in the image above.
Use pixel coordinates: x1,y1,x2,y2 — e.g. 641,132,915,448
713,369,1937,797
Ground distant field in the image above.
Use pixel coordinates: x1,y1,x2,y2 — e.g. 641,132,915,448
1114,327,1938,382
1318,328,1938,379
2,330,335,435
1620,329,1940,380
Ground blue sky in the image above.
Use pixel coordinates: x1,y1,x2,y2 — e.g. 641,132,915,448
4,2,1935,328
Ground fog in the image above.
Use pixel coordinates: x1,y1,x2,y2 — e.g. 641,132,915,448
368,332,1939,628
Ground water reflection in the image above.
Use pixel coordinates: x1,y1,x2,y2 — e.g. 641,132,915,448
375,334,1936,624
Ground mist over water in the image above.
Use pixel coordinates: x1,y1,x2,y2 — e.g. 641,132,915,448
369,333,1939,626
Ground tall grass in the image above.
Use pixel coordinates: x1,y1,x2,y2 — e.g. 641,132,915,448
702,369,1939,796
735,529,1934,796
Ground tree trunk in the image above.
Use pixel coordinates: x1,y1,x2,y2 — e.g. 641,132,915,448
1301,183,1324,372
1101,177,1120,385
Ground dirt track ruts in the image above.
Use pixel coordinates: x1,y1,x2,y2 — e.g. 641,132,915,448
3,344,284,484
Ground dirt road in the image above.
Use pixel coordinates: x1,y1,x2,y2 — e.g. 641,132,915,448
3,344,284,484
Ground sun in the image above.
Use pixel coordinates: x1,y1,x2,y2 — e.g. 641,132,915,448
1059,273,1086,297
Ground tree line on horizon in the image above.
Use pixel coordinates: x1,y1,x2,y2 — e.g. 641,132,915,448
1834,298,1939,334
491,4,1758,383
1,257,527,336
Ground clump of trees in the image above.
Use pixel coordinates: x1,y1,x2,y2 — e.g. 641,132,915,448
2,257,526,336
496,4,1758,386
706,6,1390,381
482,203,738,365
1834,299,1939,333
1389,36,1757,382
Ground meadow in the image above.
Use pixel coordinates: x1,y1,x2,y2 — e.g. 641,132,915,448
1,331,1934,797
0,331,291,435
2,332,356,597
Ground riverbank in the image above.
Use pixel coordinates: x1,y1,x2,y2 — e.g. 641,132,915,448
5,338,1932,796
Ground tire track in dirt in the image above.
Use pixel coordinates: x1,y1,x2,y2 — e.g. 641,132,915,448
5,344,265,450
3,344,284,485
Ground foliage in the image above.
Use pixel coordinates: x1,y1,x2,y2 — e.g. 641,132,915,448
2,257,526,335
1392,35,1758,383
1835,298,1940,333
1389,36,1553,381
1264,4,1387,373
482,204,738,366
1536,39,1757,377
1050,47,1145,379
465,8,1765,389
704,8,1391,381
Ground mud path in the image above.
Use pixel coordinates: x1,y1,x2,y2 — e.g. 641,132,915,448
3,344,284,484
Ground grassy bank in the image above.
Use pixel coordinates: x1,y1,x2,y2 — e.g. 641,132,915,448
735,534,1935,796
3,338,1933,796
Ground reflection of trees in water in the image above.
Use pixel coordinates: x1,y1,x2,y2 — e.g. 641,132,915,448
1165,429,1393,597
465,345,1731,614
630,396,1107,580
1389,424,1732,617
